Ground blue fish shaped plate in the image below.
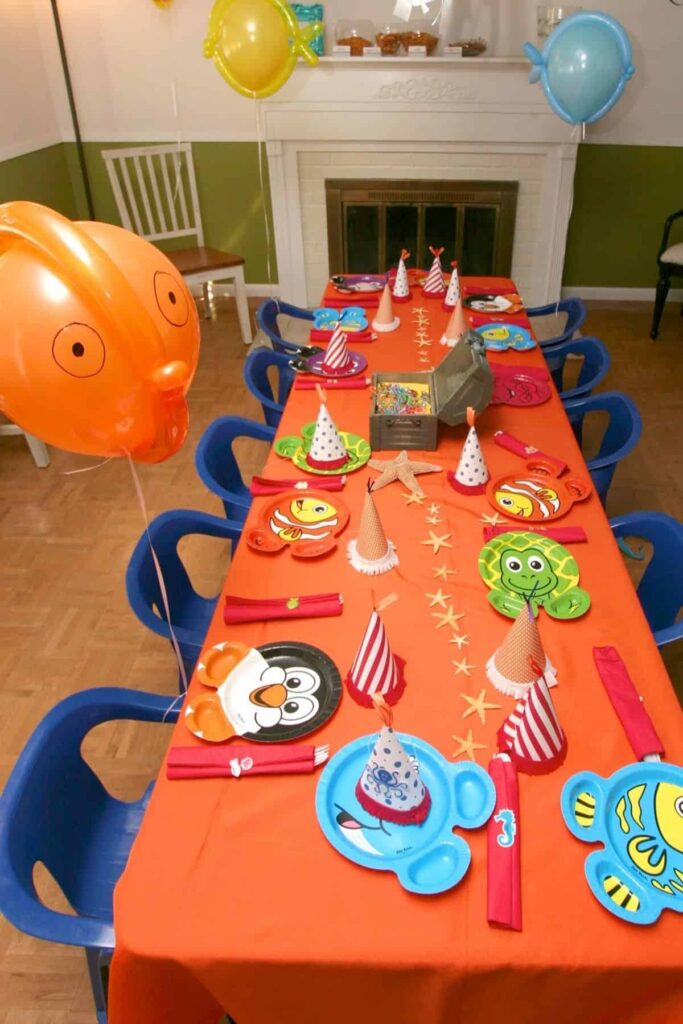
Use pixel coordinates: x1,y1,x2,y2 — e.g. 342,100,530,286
476,323,535,351
562,761,683,925
316,734,495,894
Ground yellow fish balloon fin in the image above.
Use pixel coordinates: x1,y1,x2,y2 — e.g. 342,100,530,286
295,20,324,64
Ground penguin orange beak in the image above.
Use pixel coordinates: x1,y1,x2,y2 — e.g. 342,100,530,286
250,683,288,708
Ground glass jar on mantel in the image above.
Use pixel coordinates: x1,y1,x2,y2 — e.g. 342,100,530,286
334,19,376,55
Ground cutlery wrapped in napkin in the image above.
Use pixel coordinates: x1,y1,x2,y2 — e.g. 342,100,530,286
250,476,346,496
167,744,330,780
294,377,371,391
224,592,343,624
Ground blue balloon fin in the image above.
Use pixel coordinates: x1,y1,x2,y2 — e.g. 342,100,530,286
523,42,543,83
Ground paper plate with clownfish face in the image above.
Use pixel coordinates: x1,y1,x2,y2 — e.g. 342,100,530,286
185,640,342,743
487,468,592,523
245,490,349,558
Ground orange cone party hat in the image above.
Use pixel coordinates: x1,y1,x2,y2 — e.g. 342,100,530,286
356,697,430,824
442,261,461,310
306,398,349,471
486,602,558,699
440,298,469,348
447,407,490,495
372,284,400,333
422,246,446,298
347,481,398,575
392,249,412,303
346,599,406,708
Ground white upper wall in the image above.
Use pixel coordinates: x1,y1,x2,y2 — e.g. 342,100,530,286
4,0,682,157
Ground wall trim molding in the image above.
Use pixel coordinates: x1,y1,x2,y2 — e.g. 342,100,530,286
562,286,683,302
0,135,64,164
190,283,280,299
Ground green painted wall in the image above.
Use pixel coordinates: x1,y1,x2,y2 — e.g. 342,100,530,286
563,144,683,288
0,144,79,216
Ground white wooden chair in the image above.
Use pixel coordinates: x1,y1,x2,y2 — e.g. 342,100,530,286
101,144,252,346
0,423,50,467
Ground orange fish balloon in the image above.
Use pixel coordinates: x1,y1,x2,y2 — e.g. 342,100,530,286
0,202,200,462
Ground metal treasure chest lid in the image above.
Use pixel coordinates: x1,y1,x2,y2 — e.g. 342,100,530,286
432,329,493,427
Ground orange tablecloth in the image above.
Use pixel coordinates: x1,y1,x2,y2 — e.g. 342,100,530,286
109,279,683,1024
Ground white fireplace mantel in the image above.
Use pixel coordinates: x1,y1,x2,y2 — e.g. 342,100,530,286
262,62,578,307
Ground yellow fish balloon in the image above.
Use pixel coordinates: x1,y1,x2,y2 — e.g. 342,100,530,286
0,202,200,463
204,0,322,99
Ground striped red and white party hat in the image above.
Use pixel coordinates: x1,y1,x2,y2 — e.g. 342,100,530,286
356,697,431,825
306,400,349,470
422,246,446,298
322,325,353,373
497,666,567,775
442,260,461,310
392,249,411,303
346,600,406,708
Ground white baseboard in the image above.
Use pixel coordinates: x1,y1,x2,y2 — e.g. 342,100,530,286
189,282,281,300
561,286,683,302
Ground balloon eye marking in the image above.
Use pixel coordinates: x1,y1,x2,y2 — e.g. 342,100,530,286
72,343,85,357
52,323,105,378
154,271,189,326
168,291,176,305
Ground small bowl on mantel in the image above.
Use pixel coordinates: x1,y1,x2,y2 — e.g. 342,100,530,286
450,38,488,57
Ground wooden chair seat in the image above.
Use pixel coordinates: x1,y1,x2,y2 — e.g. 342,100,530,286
167,247,245,277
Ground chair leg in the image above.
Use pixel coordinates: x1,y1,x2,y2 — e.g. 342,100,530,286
650,270,670,339
202,282,216,321
231,265,253,346
85,947,111,1024
23,432,50,468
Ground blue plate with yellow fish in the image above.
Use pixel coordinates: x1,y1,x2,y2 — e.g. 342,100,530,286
475,323,535,352
562,761,683,925
316,734,495,895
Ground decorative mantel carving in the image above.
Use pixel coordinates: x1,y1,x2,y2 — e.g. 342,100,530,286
374,78,476,103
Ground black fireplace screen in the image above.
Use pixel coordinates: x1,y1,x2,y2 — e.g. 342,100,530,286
325,179,518,276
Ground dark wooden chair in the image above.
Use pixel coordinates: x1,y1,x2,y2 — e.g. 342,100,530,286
651,208,683,339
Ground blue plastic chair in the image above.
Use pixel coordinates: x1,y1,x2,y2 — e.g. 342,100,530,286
541,336,611,400
126,508,243,684
0,687,180,1023
563,391,643,506
610,511,683,648
255,298,314,354
526,297,587,347
195,416,275,523
243,348,295,428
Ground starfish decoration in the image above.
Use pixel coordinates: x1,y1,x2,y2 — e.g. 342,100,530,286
369,450,442,497
432,563,456,581
452,657,475,677
460,689,501,726
449,632,469,649
480,512,507,526
425,514,442,525
425,588,451,608
416,338,432,348
402,491,426,506
421,531,452,554
412,307,428,317
452,729,487,762
433,605,464,630
428,503,440,514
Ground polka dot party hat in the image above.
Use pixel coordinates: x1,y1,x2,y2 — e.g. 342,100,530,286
442,260,461,310
356,697,431,826
306,399,349,471
392,249,411,303
447,407,490,495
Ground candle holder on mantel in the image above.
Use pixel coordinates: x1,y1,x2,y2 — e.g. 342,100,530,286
536,5,582,39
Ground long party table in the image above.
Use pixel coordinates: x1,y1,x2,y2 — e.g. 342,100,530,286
109,278,683,1024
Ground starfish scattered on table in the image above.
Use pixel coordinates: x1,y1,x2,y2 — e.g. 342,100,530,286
452,657,475,677
402,491,426,505
432,605,464,630
420,530,452,554
369,450,442,497
425,588,451,608
449,632,469,649
416,338,432,348
428,503,441,514
479,512,507,527
460,688,501,726
412,307,428,317
425,514,442,525
452,729,487,762
432,563,456,581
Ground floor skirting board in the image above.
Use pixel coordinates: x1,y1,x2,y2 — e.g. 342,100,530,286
562,286,683,302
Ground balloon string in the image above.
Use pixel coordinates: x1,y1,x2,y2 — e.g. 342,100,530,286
63,457,113,475
126,453,189,695
255,100,278,318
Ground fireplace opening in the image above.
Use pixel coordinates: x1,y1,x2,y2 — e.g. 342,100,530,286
325,179,518,276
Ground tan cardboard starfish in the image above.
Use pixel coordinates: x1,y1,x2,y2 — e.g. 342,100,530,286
452,729,487,761
460,689,501,726
369,450,442,497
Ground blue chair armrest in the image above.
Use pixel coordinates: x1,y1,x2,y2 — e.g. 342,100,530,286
653,622,683,647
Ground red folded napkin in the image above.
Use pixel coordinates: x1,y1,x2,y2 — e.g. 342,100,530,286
469,311,529,328
167,744,330,780
250,476,346,496
489,362,548,381
593,646,665,760
487,754,521,931
482,525,587,543
224,592,343,624
309,328,376,343
322,294,380,309
493,429,568,476
294,377,371,391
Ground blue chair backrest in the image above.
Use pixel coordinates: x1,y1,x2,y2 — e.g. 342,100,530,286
0,688,178,950
526,297,587,346
126,509,243,669
255,299,314,354
243,348,295,428
542,336,611,400
195,416,275,522
563,391,642,504
609,511,683,646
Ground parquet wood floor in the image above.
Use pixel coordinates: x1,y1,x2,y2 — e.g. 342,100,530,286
0,297,681,1022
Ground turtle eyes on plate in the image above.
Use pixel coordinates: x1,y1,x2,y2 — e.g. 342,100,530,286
505,557,522,573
